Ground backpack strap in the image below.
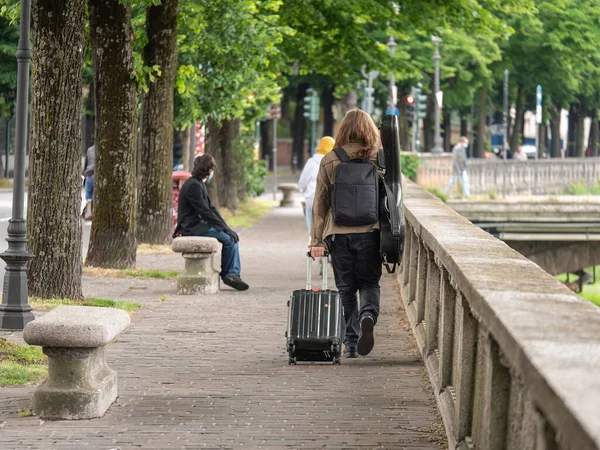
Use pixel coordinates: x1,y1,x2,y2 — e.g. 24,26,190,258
378,173,401,237
333,147,350,162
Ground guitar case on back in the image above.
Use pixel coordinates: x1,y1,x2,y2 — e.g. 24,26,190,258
378,114,405,273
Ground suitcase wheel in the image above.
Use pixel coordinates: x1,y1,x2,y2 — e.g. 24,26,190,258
332,356,340,365
288,356,297,365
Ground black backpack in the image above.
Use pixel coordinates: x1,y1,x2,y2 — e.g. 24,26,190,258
329,147,379,227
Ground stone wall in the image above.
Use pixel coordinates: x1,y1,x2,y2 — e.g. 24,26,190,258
399,181,600,449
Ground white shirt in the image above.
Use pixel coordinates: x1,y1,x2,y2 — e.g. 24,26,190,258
297,154,324,208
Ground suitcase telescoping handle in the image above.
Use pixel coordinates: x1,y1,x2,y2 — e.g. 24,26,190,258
306,252,329,291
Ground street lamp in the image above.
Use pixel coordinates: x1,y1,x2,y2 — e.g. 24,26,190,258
431,36,443,153
0,0,34,329
361,67,378,116
387,35,397,115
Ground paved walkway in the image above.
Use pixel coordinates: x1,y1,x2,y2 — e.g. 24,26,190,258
0,195,444,449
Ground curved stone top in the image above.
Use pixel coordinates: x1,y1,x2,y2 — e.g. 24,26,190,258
278,183,298,190
172,236,219,254
23,306,130,348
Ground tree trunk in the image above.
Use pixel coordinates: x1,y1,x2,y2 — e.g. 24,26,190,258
549,107,562,158
292,83,309,169
260,119,272,170
575,99,585,157
567,104,577,157
460,116,468,137
217,118,240,211
476,88,487,158
510,85,524,152
205,117,221,206
323,84,335,137
443,109,451,152
423,92,434,152
137,0,178,244
340,91,357,116
86,0,137,269
398,98,409,152
83,82,95,151
590,111,599,157
538,123,547,158
27,0,85,299
181,126,191,171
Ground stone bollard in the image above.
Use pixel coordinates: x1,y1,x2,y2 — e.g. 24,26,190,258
172,236,220,294
23,306,130,420
278,183,298,207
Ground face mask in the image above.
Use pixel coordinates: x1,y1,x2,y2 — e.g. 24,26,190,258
207,173,214,182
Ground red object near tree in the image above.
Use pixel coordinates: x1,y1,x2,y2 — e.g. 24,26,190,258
172,171,192,227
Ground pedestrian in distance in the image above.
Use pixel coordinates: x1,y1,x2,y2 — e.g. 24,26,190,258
513,145,528,161
174,154,249,291
445,136,470,198
82,145,95,220
310,109,382,358
298,136,335,233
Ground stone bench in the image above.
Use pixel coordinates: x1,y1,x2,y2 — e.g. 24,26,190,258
23,306,130,420
278,183,298,207
172,236,220,294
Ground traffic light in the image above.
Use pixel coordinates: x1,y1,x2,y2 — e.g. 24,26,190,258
303,88,320,122
415,84,427,119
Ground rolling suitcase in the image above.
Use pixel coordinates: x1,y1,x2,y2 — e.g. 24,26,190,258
286,254,344,365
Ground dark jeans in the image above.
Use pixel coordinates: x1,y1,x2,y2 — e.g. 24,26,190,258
327,231,381,348
203,227,241,278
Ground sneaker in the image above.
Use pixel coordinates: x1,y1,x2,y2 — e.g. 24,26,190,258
357,315,375,356
222,275,249,291
344,346,358,358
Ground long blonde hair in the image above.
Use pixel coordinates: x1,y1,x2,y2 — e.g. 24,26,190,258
334,109,381,159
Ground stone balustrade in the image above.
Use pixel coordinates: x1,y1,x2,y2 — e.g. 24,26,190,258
399,181,600,449
414,153,600,196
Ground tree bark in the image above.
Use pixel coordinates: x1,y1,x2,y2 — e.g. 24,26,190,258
27,0,85,299
292,83,309,169
575,99,585,157
538,123,547,158
83,82,95,151
476,88,487,158
86,0,138,269
549,107,562,158
323,84,335,137
567,104,577,157
137,0,179,244
443,109,451,152
590,111,599,157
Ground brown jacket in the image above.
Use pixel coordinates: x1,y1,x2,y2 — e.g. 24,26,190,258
310,143,380,248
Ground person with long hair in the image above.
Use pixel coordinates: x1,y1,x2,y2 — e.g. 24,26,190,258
310,109,382,358
174,154,249,291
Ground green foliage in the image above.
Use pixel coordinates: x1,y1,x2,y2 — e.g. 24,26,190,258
0,338,47,387
567,181,600,196
426,187,447,203
232,122,268,198
245,159,268,198
400,154,421,181
121,268,179,280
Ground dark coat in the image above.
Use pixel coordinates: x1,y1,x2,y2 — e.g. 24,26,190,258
174,177,228,237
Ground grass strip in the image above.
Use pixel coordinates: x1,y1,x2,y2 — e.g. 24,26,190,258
84,267,179,280
29,297,141,314
0,339,47,387
220,199,277,229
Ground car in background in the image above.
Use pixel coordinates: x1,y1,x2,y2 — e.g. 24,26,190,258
520,144,537,159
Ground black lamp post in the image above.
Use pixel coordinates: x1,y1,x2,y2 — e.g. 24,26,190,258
0,0,34,329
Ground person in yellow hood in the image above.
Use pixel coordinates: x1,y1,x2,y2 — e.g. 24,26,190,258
298,136,335,232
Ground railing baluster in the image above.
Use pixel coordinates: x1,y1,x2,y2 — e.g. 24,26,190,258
454,294,478,444
438,269,456,389
425,254,440,356
416,243,428,324
402,223,413,287
408,229,419,304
